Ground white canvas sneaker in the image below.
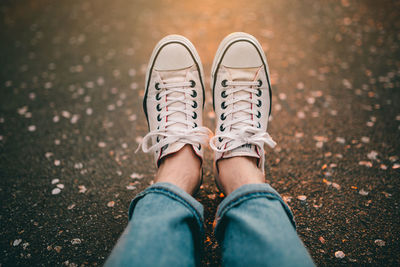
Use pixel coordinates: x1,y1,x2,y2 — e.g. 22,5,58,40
210,32,276,173
137,35,211,166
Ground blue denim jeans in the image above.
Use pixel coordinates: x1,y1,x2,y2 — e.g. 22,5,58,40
105,183,314,267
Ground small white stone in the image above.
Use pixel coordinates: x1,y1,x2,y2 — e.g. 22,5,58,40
53,115,60,123
22,242,29,250
367,151,378,160
335,250,345,259
51,178,60,184
78,185,87,193
297,111,306,119
130,173,144,179
13,239,22,246
295,132,304,138
61,110,71,119
307,97,315,104
54,160,60,166
18,106,28,115
28,125,36,132
126,185,136,190
374,239,386,247
71,238,81,245
297,195,307,201
296,82,304,90
70,114,79,124
316,141,324,148
130,82,138,90
52,188,61,195
359,189,369,196
57,184,64,189
332,183,341,190
98,142,106,148
128,114,137,121
336,137,346,144
74,163,83,169
361,136,370,143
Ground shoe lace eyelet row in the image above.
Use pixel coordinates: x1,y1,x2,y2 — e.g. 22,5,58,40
218,79,264,133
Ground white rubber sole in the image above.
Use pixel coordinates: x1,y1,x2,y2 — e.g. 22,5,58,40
210,32,271,89
144,35,205,98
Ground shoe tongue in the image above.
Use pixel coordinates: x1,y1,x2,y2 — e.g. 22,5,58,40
226,67,260,130
158,68,190,132
157,68,191,163
223,67,261,159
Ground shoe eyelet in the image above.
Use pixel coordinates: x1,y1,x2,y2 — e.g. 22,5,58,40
256,111,261,118
156,93,161,101
197,144,201,150
191,90,197,98
156,136,160,142
257,79,263,87
256,89,262,97
157,114,162,121
193,122,197,128
218,137,223,142
220,113,226,120
221,101,227,109
221,80,228,87
155,83,161,90
192,112,197,119
221,91,227,98
257,122,261,128
156,104,162,112
220,124,225,132
192,101,197,108
190,80,196,88
257,99,262,107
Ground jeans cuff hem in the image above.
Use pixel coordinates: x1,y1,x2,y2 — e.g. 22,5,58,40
215,183,295,232
128,182,204,231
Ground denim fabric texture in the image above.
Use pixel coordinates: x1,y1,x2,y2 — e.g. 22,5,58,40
215,183,314,267
105,182,314,267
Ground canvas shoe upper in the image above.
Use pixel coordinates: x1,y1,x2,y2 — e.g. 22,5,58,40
210,32,276,173
137,35,210,166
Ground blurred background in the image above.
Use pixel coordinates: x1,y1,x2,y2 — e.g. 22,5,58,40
1,0,399,266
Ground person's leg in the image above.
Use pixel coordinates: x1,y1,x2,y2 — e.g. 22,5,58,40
105,146,204,267
106,35,210,266
215,157,315,267
210,33,314,266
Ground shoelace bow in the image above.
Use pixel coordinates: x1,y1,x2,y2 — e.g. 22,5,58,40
209,80,276,153
136,81,211,153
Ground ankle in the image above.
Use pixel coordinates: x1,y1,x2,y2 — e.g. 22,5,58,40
217,156,264,195
155,145,201,195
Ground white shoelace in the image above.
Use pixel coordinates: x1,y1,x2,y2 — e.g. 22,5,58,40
209,80,276,153
136,81,211,153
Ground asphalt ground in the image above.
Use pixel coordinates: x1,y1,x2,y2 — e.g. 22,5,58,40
1,0,399,266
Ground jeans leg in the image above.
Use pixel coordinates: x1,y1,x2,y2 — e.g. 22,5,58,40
105,182,204,267
215,184,315,267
